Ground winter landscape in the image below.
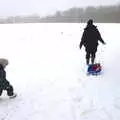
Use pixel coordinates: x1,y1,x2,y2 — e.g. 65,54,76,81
0,23,120,120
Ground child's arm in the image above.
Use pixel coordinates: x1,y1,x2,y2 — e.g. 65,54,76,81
1,69,6,80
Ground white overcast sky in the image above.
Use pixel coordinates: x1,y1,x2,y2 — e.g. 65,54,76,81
0,0,119,17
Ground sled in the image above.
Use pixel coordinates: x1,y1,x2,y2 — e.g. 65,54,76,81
87,63,102,76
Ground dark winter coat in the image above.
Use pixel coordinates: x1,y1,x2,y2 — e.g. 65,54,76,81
0,64,9,89
80,25,105,52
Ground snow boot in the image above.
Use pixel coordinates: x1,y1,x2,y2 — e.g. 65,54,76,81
9,93,17,99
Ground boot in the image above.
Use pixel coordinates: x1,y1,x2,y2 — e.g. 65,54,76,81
9,93,17,99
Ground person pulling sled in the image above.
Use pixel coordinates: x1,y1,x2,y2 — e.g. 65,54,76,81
79,19,106,65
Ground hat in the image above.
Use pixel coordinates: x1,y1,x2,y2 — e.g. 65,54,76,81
0,58,9,67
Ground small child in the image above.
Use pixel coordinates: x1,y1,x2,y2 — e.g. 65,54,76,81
87,63,101,74
0,58,16,99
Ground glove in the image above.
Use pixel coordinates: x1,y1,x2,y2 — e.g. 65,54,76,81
103,42,106,45
79,44,82,49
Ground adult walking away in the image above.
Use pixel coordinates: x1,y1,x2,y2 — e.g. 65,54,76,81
79,19,106,65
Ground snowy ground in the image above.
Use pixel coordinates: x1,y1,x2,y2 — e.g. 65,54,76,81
0,23,120,120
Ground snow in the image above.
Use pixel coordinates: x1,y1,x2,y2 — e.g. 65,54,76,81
0,23,120,120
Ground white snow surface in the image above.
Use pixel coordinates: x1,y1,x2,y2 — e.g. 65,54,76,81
0,23,120,120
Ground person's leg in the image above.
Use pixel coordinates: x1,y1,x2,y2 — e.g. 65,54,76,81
3,80,14,96
91,46,97,64
0,88,3,96
86,52,90,65
6,85,14,96
0,82,4,96
91,52,96,64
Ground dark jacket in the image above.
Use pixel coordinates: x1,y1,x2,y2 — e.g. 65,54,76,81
80,25,105,49
0,64,6,80
0,64,9,89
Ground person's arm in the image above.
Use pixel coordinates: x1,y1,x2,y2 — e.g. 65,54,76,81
79,31,86,49
96,29,106,44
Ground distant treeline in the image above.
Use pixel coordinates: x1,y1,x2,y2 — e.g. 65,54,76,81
0,4,120,23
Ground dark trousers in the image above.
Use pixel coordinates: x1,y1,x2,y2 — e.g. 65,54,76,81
85,46,97,64
0,80,14,96
86,51,96,60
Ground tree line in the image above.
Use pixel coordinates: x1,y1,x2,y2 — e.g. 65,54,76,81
0,4,120,23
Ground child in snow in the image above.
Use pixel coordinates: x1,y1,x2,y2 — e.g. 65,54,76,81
79,19,106,65
0,59,16,98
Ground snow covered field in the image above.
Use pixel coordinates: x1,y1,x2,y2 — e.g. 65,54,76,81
0,23,120,120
